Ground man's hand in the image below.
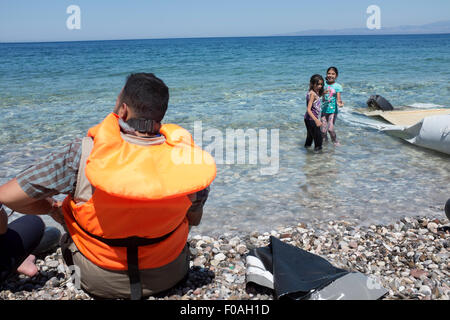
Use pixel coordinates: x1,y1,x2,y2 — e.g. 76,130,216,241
47,199,64,225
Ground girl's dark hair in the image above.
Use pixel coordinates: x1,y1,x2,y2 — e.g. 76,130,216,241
309,74,325,96
327,66,339,77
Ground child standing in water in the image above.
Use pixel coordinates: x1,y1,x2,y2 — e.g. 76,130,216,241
304,74,324,151
321,66,344,146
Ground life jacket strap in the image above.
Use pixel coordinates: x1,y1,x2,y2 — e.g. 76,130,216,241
68,209,181,300
126,118,159,134
127,245,141,300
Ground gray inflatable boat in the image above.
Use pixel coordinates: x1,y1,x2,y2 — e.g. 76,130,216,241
361,96,450,155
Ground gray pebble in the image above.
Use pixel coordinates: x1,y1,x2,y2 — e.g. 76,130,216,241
419,285,432,296
45,261,60,268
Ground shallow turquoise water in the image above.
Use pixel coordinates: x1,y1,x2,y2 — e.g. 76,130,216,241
1,35,449,235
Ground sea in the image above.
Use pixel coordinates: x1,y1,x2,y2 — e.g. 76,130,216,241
1,34,449,236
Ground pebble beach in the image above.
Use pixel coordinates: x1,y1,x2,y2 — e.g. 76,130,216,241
1,215,448,300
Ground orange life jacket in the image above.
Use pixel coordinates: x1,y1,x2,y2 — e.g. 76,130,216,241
62,113,216,271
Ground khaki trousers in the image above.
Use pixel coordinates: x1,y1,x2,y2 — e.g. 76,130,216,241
60,233,190,299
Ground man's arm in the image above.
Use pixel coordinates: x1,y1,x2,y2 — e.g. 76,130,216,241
0,139,82,228
0,179,59,235
0,178,53,214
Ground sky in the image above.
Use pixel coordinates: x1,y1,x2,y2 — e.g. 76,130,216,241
1,0,449,42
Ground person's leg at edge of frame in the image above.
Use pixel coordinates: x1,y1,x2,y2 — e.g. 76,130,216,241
0,215,45,282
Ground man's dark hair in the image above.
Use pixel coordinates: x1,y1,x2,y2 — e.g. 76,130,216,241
120,73,169,121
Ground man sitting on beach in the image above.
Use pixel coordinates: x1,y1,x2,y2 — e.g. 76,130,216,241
0,73,216,300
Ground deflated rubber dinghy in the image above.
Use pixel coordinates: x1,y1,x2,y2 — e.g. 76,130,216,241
245,236,388,300
380,114,450,155
360,96,450,155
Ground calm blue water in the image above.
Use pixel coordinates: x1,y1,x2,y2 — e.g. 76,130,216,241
1,35,449,236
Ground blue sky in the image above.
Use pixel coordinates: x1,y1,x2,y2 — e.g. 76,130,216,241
1,0,449,42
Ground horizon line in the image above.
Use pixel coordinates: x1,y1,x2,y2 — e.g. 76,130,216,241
1,32,450,44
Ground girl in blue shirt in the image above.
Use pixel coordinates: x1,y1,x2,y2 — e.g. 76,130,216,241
321,66,344,146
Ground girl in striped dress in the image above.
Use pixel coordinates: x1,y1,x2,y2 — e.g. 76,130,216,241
304,74,324,151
